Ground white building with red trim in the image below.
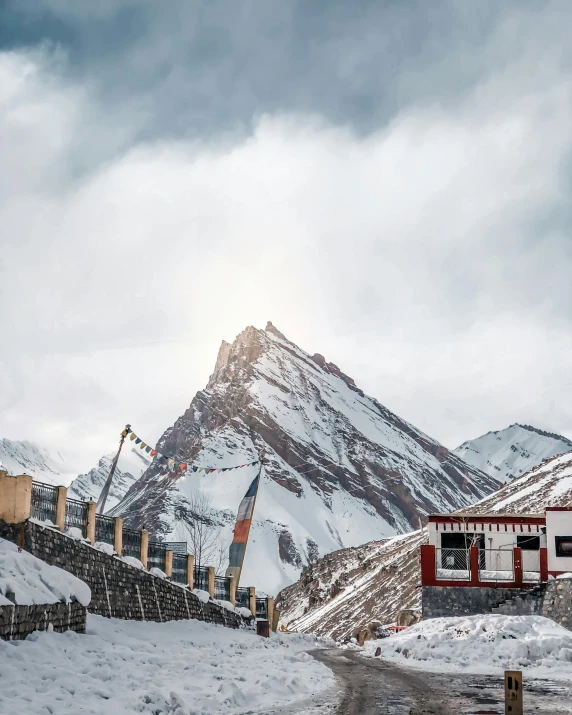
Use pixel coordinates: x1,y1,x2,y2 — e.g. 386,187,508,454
421,507,572,589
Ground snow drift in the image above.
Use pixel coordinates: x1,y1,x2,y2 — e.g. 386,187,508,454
364,614,572,679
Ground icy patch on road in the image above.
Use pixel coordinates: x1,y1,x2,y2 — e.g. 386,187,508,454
0,614,334,714
364,614,572,680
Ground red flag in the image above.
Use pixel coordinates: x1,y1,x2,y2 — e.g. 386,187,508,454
209,468,217,473
150,449,157,457
180,463,187,471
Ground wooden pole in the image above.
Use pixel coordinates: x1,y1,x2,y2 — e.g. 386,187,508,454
96,425,130,514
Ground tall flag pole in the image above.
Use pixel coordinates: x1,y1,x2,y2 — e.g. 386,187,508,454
96,424,130,514
226,448,265,586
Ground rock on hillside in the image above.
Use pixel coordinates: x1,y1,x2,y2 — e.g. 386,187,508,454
463,450,572,515
111,322,497,595
276,530,425,640
453,424,572,483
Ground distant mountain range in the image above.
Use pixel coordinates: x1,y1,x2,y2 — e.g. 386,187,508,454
0,438,150,511
453,423,572,483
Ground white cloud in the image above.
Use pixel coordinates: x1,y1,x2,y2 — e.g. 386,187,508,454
1,47,571,467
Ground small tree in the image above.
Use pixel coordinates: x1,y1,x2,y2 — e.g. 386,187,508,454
172,491,229,573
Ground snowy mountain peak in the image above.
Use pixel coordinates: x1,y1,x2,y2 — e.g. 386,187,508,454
453,423,572,483
112,323,499,594
0,438,77,486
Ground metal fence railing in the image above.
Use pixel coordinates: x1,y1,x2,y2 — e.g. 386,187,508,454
122,528,142,560
255,597,268,619
235,587,250,609
214,576,231,601
64,497,88,537
147,542,167,572
435,548,470,580
30,481,59,524
95,514,115,545
164,542,187,554
194,566,210,592
171,553,188,584
522,550,541,581
479,549,514,582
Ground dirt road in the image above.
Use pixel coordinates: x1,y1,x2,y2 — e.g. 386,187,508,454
269,648,572,715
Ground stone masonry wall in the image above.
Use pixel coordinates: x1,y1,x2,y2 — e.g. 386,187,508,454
422,585,531,619
0,601,86,641
0,520,247,629
541,578,572,629
423,580,572,632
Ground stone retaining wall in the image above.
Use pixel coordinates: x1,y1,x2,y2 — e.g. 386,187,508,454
0,600,86,641
423,579,572,631
0,520,248,629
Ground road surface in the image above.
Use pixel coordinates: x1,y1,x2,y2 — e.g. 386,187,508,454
269,648,572,715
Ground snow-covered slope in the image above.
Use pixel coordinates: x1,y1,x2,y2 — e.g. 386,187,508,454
0,438,77,486
111,322,497,595
68,448,151,511
277,530,425,640
453,424,572,483
464,450,572,515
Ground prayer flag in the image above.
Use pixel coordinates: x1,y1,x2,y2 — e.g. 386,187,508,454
226,473,260,581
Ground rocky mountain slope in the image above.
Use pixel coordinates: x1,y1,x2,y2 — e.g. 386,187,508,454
453,424,572,483
276,530,425,640
463,449,572,514
111,322,499,595
0,438,77,486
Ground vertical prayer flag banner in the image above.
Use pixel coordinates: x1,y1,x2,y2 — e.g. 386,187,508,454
226,474,260,582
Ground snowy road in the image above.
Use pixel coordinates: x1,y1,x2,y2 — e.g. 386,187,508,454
269,649,572,715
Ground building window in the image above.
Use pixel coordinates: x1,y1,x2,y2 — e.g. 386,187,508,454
517,535,540,550
555,537,572,557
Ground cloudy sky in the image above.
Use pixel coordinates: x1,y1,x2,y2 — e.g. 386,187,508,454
1,1,571,469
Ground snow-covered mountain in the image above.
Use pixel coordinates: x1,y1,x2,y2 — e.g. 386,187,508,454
0,438,77,486
68,448,151,511
0,437,148,512
453,424,572,483
111,322,499,595
277,530,425,640
464,449,572,515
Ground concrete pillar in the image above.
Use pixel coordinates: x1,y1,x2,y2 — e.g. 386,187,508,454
165,550,173,578
55,486,67,531
140,530,149,568
86,501,96,544
248,586,256,618
272,608,280,633
420,544,436,586
113,517,123,555
0,473,32,523
469,546,480,586
266,597,274,630
229,577,237,607
187,554,195,589
207,566,215,599
513,547,523,586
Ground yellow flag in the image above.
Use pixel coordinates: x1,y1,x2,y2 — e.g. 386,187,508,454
140,442,147,449
167,458,175,468
130,432,137,441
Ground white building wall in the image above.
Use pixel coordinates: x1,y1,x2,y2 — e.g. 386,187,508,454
546,510,572,573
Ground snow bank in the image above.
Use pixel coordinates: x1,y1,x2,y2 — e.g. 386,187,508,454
0,538,91,607
121,555,144,569
0,614,334,714
193,588,211,604
364,614,572,680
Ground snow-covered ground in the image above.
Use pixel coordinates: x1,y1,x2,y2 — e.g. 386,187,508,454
0,539,90,606
363,614,572,680
0,615,333,715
